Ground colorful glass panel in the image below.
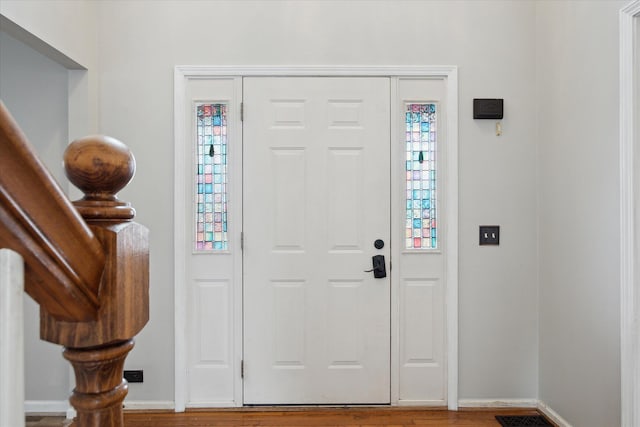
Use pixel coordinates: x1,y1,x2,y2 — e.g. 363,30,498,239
405,103,437,249
195,103,228,251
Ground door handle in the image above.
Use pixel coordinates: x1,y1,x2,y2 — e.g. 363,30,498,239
364,255,387,279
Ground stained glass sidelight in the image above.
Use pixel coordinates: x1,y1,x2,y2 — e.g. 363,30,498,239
195,103,228,251
405,103,437,249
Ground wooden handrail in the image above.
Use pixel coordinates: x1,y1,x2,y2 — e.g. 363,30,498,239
0,101,105,321
0,101,149,427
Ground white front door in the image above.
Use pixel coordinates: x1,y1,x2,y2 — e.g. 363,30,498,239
243,77,391,404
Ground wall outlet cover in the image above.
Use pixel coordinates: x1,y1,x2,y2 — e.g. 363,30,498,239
479,225,500,245
124,370,144,383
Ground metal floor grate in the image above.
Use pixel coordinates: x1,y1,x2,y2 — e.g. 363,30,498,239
495,415,553,427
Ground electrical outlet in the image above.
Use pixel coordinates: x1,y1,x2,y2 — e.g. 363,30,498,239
479,226,500,245
123,370,143,383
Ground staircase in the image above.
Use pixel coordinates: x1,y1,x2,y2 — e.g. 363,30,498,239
0,101,149,427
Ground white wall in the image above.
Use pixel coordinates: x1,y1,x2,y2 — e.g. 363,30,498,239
536,2,625,426
4,1,625,421
95,0,539,403
0,30,71,403
0,0,100,138
0,0,96,69
0,0,99,409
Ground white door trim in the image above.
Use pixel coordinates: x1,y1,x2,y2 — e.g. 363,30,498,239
174,65,458,411
173,69,188,413
620,2,640,426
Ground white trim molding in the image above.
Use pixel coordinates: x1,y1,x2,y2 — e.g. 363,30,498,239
174,65,459,78
458,399,571,427
538,401,572,427
620,2,640,427
458,399,538,409
1,249,24,427
445,67,459,411
174,66,459,411
173,67,188,413
24,400,71,416
123,401,176,411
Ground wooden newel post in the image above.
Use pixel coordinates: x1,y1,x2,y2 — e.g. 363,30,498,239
40,136,149,427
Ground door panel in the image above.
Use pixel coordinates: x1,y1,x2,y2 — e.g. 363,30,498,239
243,77,390,404
393,78,446,403
184,77,242,406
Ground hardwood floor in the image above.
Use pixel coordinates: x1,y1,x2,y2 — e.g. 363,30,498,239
121,407,548,426
28,408,551,427
25,416,73,427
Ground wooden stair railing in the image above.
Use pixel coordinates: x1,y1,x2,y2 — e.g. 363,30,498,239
0,101,149,427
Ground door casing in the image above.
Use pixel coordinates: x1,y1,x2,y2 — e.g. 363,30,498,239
620,3,640,426
173,66,459,411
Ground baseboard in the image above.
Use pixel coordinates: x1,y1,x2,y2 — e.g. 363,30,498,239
123,400,176,411
26,400,175,417
537,400,572,427
396,399,446,407
186,401,240,409
24,400,70,415
458,399,572,426
458,398,538,408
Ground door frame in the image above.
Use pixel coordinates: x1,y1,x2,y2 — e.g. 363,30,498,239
174,66,459,411
620,2,640,426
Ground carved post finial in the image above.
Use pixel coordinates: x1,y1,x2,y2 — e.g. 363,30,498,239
64,135,136,220
42,135,150,427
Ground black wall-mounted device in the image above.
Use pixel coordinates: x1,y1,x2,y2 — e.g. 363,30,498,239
473,99,504,119
479,225,500,245
124,370,144,383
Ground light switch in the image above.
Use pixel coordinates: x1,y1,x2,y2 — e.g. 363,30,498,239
479,225,500,245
